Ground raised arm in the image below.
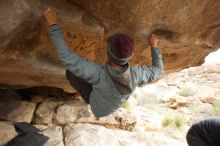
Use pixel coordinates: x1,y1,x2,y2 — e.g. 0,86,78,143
132,34,164,86
44,8,100,84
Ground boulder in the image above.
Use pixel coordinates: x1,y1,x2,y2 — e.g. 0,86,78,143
53,99,136,129
34,100,62,124
0,0,219,91
54,104,83,124
42,126,64,146
53,98,90,125
0,100,36,123
0,122,17,146
64,123,119,146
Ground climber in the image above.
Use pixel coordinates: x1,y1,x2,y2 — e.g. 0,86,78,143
186,118,220,146
43,8,164,117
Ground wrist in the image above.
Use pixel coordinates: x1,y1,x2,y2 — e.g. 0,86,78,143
50,23,58,27
151,45,158,48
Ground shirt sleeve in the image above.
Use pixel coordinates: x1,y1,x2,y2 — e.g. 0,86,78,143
48,24,101,84
132,48,164,86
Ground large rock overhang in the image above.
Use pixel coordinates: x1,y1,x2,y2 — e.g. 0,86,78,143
0,0,219,92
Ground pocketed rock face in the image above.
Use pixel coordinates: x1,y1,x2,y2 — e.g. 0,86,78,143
0,0,219,91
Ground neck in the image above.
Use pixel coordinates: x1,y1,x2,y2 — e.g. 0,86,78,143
109,61,125,70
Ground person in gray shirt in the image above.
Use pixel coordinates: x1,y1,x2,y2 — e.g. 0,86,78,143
44,8,164,117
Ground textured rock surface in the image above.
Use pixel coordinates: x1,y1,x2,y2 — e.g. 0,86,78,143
0,0,219,91
0,122,17,146
64,124,119,146
75,108,136,130
54,104,83,124
63,123,187,146
0,100,36,123
132,63,220,124
42,126,64,146
34,100,62,124
32,98,137,129
0,63,219,146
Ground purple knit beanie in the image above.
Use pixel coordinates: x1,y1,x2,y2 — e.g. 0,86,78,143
107,33,134,65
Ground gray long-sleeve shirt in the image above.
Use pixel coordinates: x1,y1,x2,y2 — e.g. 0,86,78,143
49,25,163,117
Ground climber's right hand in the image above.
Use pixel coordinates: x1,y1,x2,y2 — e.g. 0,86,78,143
43,8,58,26
148,34,158,48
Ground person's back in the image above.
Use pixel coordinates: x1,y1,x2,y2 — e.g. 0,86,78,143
44,8,164,117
